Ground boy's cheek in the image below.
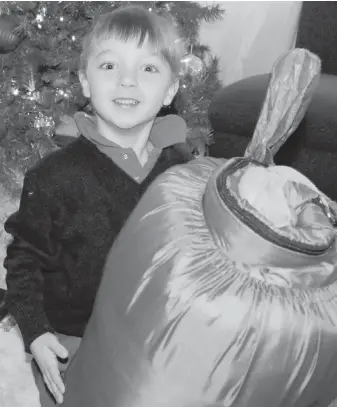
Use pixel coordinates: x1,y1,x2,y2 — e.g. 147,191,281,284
140,80,171,97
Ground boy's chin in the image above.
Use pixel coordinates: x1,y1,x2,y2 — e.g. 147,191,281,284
110,117,155,131
112,122,142,131
114,121,140,130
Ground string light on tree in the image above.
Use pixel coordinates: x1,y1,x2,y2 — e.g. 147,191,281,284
40,6,47,17
34,112,54,129
11,87,19,96
24,91,35,101
56,88,71,99
35,5,47,28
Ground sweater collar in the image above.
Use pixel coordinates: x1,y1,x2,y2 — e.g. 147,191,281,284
74,112,187,149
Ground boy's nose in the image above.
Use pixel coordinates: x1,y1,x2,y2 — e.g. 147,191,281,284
119,70,138,88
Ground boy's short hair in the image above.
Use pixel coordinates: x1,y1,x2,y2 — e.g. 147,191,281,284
79,6,185,76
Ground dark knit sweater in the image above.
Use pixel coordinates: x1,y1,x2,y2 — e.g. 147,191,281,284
4,136,191,351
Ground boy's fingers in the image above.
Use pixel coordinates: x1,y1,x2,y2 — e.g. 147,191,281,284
50,339,68,359
44,371,63,404
43,373,55,397
51,384,63,404
47,360,65,394
35,342,67,403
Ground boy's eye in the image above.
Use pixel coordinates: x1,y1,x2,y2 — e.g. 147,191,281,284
101,62,117,70
143,65,158,73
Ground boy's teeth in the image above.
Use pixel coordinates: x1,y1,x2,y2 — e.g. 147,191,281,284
114,99,138,105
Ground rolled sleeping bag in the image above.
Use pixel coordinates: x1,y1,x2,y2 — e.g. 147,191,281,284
62,155,337,407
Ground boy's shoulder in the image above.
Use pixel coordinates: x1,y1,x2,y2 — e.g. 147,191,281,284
169,142,194,161
162,142,194,166
26,137,90,183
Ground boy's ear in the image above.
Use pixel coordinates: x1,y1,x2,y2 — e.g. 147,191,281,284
78,70,91,98
163,78,179,106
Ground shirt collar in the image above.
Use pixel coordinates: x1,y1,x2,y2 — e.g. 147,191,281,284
73,112,187,149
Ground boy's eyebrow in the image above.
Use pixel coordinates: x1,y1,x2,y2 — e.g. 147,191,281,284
94,49,162,61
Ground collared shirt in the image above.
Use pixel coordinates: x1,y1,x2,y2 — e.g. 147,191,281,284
74,112,187,183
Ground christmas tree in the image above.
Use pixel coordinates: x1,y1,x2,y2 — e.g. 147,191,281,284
0,1,224,200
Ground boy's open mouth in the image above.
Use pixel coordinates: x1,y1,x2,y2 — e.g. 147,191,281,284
113,98,140,108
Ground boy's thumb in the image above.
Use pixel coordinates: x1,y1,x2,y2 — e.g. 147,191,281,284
50,336,69,359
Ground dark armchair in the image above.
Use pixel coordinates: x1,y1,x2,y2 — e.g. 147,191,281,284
208,2,337,201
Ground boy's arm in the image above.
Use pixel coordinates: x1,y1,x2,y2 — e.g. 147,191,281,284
4,171,60,351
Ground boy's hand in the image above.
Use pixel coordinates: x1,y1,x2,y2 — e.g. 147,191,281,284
30,332,69,404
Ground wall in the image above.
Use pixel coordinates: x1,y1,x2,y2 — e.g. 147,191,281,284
200,1,302,86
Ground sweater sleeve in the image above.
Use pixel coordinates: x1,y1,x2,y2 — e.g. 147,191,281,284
4,171,60,351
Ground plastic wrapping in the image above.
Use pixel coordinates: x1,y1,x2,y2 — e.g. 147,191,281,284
63,49,337,407
244,48,321,164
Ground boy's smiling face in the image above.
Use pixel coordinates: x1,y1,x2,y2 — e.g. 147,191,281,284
79,36,179,131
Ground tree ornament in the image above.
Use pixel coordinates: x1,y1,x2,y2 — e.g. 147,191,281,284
0,14,23,53
180,53,206,78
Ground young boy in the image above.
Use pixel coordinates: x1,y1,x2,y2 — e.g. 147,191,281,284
3,6,191,406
